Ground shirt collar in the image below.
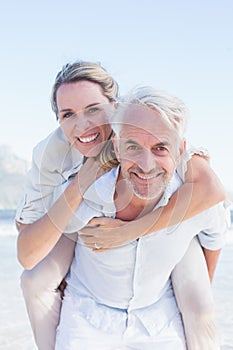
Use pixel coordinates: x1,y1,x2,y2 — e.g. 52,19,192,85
83,166,120,215
83,166,182,214
153,171,182,210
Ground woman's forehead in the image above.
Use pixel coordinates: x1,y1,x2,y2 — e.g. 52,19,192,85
57,81,109,110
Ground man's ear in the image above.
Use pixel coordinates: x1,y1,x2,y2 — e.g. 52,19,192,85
178,138,186,162
111,135,120,162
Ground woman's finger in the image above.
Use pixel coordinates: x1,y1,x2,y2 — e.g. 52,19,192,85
79,234,96,243
87,217,112,227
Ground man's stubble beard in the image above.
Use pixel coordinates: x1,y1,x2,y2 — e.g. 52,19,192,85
122,170,168,201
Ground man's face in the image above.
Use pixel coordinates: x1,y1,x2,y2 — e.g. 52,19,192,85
113,105,185,201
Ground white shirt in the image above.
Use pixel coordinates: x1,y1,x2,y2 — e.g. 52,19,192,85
61,166,226,344
15,126,209,232
15,127,83,224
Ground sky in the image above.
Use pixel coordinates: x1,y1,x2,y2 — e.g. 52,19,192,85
0,0,233,192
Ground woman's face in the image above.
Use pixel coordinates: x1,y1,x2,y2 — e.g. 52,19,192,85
57,80,113,157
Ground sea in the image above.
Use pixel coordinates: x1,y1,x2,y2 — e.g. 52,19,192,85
0,210,233,349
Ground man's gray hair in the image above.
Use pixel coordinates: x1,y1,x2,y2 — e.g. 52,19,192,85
111,86,189,138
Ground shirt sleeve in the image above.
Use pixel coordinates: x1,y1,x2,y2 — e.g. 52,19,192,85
50,180,99,234
64,199,107,234
15,127,83,224
197,202,228,250
54,188,110,235
53,169,118,234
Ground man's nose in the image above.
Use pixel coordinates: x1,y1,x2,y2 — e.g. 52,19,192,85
137,149,156,173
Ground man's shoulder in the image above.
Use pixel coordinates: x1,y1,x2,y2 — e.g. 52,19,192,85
189,201,228,234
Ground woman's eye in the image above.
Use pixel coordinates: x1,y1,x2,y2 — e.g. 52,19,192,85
86,106,100,115
62,112,74,119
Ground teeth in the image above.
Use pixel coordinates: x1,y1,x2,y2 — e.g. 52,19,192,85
78,133,99,143
137,174,157,180
136,172,162,180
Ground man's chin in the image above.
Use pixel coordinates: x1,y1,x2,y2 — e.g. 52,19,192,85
132,184,165,201
132,188,159,201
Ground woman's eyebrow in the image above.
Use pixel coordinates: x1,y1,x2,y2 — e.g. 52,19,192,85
59,103,102,113
59,108,72,113
85,102,102,108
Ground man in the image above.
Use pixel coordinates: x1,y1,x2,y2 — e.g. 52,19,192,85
55,87,226,349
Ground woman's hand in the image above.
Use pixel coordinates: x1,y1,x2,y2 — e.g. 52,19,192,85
73,157,107,195
79,217,130,251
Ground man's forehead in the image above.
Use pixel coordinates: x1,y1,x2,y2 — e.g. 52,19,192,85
118,104,176,141
120,104,169,134
120,124,172,146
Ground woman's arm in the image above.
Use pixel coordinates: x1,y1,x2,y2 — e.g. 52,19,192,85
80,155,226,250
17,158,103,269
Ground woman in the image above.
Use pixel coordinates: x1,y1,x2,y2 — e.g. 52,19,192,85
17,60,225,349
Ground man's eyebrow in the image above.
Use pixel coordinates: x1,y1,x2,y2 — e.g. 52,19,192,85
125,139,140,145
125,140,171,147
155,141,170,147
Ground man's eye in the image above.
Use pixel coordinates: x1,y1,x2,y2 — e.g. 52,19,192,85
153,146,168,154
127,145,139,151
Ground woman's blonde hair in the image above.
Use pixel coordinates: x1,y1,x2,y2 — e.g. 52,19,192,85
97,135,119,170
51,60,120,170
51,60,119,119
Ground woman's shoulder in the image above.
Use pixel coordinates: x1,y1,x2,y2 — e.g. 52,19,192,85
32,127,82,173
32,127,68,159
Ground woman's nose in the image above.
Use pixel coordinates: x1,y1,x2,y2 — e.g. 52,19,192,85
75,112,92,132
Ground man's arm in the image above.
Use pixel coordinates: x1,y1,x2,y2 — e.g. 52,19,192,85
198,200,228,283
202,248,221,283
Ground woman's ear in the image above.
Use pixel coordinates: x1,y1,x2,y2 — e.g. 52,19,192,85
111,135,120,162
